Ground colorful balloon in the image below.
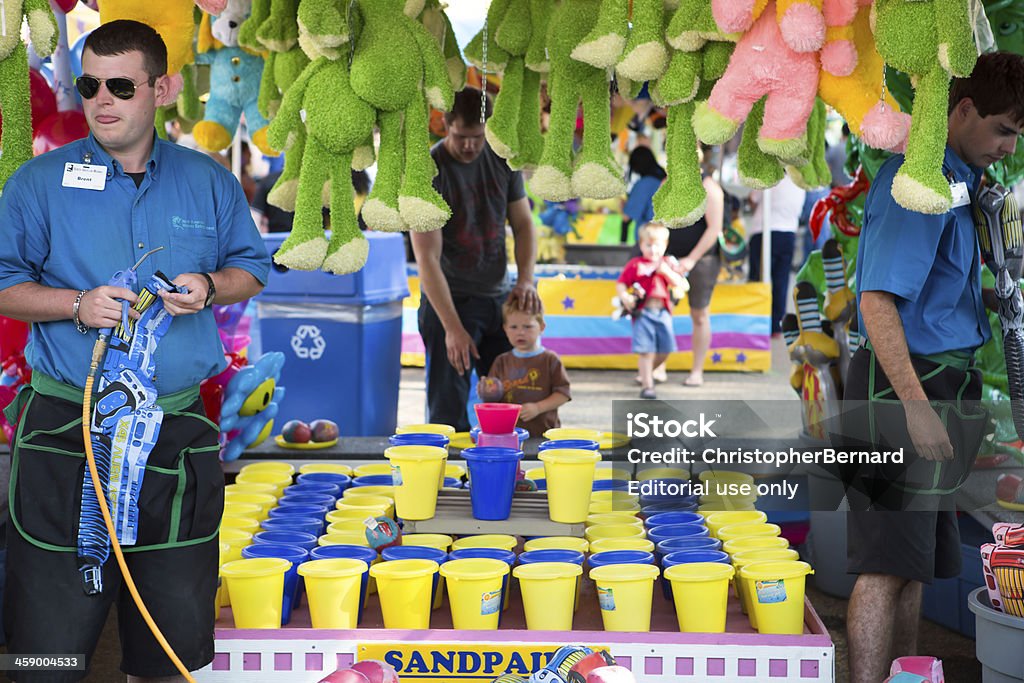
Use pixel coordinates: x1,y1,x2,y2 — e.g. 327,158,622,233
32,110,88,155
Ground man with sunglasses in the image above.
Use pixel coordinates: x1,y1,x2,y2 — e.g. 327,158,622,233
0,20,269,682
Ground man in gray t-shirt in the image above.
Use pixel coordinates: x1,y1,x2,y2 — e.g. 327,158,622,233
410,88,539,430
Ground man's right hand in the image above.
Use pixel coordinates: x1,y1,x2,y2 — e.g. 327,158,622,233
445,325,479,376
79,286,139,329
904,401,954,461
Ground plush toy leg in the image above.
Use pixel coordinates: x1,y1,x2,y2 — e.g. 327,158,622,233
652,49,701,107
154,107,171,141
268,129,305,212
891,65,953,215
193,97,240,153
532,74,576,201
494,0,531,57
737,98,785,189
693,68,755,145
510,67,543,171
652,102,706,228
258,0,301,53
571,0,628,69
352,132,376,172
362,111,407,232
617,0,668,82
297,0,349,60
274,136,330,270
758,69,817,163
178,65,202,123
667,0,711,51
787,98,830,189
486,56,524,161
323,147,370,274
573,73,625,199
244,98,276,157
525,0,552,73
399,90,452,233
0,45,32,192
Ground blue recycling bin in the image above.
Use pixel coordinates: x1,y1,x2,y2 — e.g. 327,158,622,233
256,233,409,436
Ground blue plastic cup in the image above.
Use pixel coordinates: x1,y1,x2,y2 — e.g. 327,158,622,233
443,477,461,489
641,499,699,515
253,530,319,552
586,549,656,570
448,547,517,615
282,482,341,500
538,439,600,452
296,472,352,493
351,474,394,487
644,511,705,530
648,523,711,546
389,433,450,449
471,426,529,444
655,536,722,560
241,543,308,625
592,480,630,492
308,544,378,623
259,516,323,538
277,493,337,509
461,447,524,521
660,549,731,601
381,546,448,610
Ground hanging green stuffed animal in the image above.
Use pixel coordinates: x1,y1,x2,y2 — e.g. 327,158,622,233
0,0,57,190
418,0,467,91
873,0,977,214
572,0,669,82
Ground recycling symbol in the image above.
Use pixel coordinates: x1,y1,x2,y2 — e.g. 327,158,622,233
291,324,326,360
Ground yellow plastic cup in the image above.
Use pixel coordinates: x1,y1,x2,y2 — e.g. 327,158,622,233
590,491,639,505
451,534,518,552
717,523,782,544
514,562,583,630
700,494,760,510
699,501,757,514
218,528,253,607
586,513,643,528
336,495,392,519
637,467,690,481
588,501,641,515
589,563,660,632
739,560,814,634
699,470,756,487
588,537,656,554
594,467,631,481
240,461,296,478
523,537,590,554
402,534,454,552
220,557,290,628
706,511,769,539
326,508,378,526
327,520,370,535
585,524,646,543
221,515,261,535
225,482,278,498
664,562,736,633
539,449,601,523
299,463,354,477
298,558,368,629
318,531,370,547
731,548,801,621
371,559,439,629
396,423,456,436
223,502,262,519
236,471,292,497
385,445,447,520
525,467,546,481
353,463,393,478
445,463,466,480
543,428,602,442
223,492,277,520
723,535,791,556
343,486,395,502
440,558,510,630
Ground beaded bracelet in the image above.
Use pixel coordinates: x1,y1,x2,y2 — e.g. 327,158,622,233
72,289,89,334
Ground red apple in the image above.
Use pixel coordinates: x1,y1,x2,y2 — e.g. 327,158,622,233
350,660,400,683
281,419,312,443
310,419,339,442
317,671,370,683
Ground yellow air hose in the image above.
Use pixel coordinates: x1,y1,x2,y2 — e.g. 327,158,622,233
82,335,196,682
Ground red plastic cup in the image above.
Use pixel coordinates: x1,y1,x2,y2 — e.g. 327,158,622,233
474,403,521,434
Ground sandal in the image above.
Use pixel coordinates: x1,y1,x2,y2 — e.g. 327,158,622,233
682,375,704,387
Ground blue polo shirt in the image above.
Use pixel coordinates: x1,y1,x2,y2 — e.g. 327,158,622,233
856,145,990,355
0,132,270,394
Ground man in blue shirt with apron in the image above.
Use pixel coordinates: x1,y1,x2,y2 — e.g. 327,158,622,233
841,52,1024,683
0,21,269,682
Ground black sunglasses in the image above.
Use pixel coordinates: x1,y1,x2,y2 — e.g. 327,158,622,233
75,75,157,101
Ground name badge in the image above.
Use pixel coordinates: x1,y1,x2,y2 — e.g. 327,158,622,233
950,181,970,208
61,162,107,191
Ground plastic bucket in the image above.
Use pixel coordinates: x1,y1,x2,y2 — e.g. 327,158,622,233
656,536,722,559
732,549,801,620
587,550,655,570
336,495,392,519
327,520,371,535
224,492,276,520
326,508,378,526
589,538,656,554
647,524,710,546
216,542,229,619
539,449,601,523
385,445,446,520
588,501,640,515
298,463,353,477
371,559,440,629
241,461,296,478
585,524,645,543
462,447,524,521
402,534,454,552
440,558,510,630
538,439,600,452
739,561,814,634
309,544,378,615
514,562,583,630
342,486,395,501
319,531,370,547
221,557,291,628
661,549,731,601
474,403,521,434
717,523,782,544
642,500,699,515
389,433,452,490
260,516,322,538
470,426,530,445
664,562,735,632
382,546,448,610
543,428,602,442
296,472,352,493
218,528,253,607
223,501,262,519
523,537,590,554
637,467,690,481
269,503,329,521
352,473,394,486
645,511,705,530
451,535,518,552
236,471,292,497
396,423,456,436
592,480,630,492
241,543,308,625
221,515,261,535
706,511,769,539
586,513,643,528
253,530,319,552
699,500,758,513
225,483,278,500
700,470,755,487
278,493,336,510
448,548,516,612
297,558,368,629
591,491,640,505
593,468,631,481
518,549,585,613
722,536,790,556
589,563,661,632
282,482,342,500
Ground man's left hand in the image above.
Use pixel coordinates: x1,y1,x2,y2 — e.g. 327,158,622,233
159,273,209,316
509,281,540,313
